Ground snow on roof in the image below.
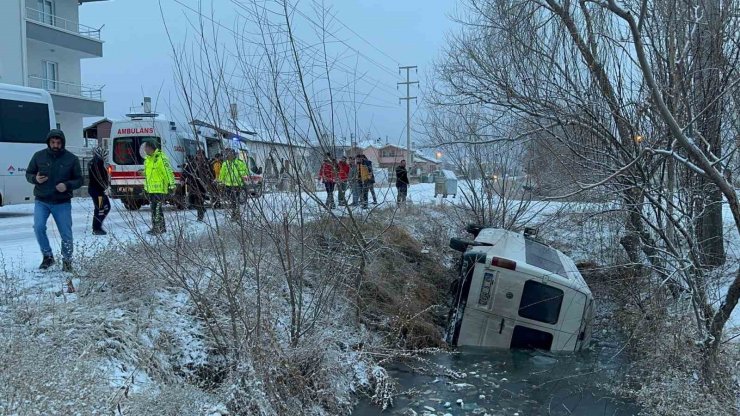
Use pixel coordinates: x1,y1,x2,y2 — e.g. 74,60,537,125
192,119,311,148
414,151,441,164
83,118,112,129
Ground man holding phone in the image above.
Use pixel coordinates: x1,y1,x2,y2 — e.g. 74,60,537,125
25,129,83,289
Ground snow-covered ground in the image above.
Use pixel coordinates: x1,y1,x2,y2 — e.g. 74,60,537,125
2,183,739,414
0,184,448,295
0,183,453,264
2,183,738,336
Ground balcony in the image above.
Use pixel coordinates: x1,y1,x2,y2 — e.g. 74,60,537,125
25,7,103,57
28,76,104,116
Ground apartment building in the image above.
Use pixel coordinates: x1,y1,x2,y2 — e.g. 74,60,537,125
0,0,106,149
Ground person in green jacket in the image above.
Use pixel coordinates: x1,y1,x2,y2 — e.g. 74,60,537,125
143,141,175,234
218,148,248,219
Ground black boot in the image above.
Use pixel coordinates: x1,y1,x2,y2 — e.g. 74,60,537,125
93,228,107,235
39,255,55,270
62,260,73,273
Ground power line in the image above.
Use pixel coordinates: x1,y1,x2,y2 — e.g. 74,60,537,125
231,0,400,79
308,0,401,66
172,0,401,99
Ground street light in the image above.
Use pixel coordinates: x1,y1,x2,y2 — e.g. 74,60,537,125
435,151,443,160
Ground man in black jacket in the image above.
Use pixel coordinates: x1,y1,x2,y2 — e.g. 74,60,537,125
88,146,110,235
25,129,83,283
395,159,409,204
183,149,212,221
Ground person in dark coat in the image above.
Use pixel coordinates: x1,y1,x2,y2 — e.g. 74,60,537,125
395,159,409,204
348,156,359,206
183,149,212,221
25,129,83,290
88,146,111,235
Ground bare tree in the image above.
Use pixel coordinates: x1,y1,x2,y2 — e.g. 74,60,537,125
430,0,740,383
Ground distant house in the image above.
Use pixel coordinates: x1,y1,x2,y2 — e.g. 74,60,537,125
348,141,441,176
83,118,113,148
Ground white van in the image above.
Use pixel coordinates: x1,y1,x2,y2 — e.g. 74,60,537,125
0,83,56,206
447,226,594,352
108,104,205,210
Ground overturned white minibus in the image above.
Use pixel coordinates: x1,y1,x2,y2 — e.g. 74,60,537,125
447,226,594,352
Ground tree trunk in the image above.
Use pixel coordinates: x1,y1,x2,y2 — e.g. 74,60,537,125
693,0,725,267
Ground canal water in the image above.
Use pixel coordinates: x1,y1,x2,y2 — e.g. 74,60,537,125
354,324,639,415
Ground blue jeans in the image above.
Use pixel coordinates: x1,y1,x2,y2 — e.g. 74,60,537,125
34,201,73,260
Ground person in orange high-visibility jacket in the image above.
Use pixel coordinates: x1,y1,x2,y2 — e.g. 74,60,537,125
218,149,249,219
143,141,175,234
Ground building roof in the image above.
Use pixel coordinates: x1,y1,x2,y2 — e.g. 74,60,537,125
83,118,112,130
192,119,256,136
192,119,309,148
413,151,441,164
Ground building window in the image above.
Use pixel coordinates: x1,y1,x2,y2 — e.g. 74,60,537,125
42,61,58,91
381,149,398,158
37,0,55,25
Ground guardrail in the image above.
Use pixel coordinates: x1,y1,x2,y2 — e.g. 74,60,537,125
25,7,101,41
28,76,103,100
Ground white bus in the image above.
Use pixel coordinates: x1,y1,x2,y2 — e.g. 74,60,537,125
447,226,594,352
0,83,56,206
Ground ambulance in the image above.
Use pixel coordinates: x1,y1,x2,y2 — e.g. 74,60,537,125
108,99,205,210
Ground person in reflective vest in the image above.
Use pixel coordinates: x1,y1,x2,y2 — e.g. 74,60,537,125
218,148,249,219
143,141,175,234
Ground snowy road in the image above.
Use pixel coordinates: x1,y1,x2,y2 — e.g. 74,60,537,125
0,184,443,272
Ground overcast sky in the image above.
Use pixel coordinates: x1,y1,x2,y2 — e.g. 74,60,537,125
80,0,456,146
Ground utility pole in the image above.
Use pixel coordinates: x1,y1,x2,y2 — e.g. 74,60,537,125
398,65,418,168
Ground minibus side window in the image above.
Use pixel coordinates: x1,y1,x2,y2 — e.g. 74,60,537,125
518,280,563,324
0,99,50,143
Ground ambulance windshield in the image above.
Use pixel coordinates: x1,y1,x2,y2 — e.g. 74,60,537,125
113,136,161,165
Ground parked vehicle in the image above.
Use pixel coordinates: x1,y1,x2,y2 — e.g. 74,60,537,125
108,99,206,210
0,83,56,206
447,226,594,352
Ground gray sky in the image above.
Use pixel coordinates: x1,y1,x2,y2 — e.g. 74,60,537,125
80,0,456,145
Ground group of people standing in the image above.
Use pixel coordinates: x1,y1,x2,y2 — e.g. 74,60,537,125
24,132,252,293
23,134,410,293
183,148,249,221
318,154,410,209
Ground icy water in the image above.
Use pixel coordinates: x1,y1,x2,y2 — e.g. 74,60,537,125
354,336,639,416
